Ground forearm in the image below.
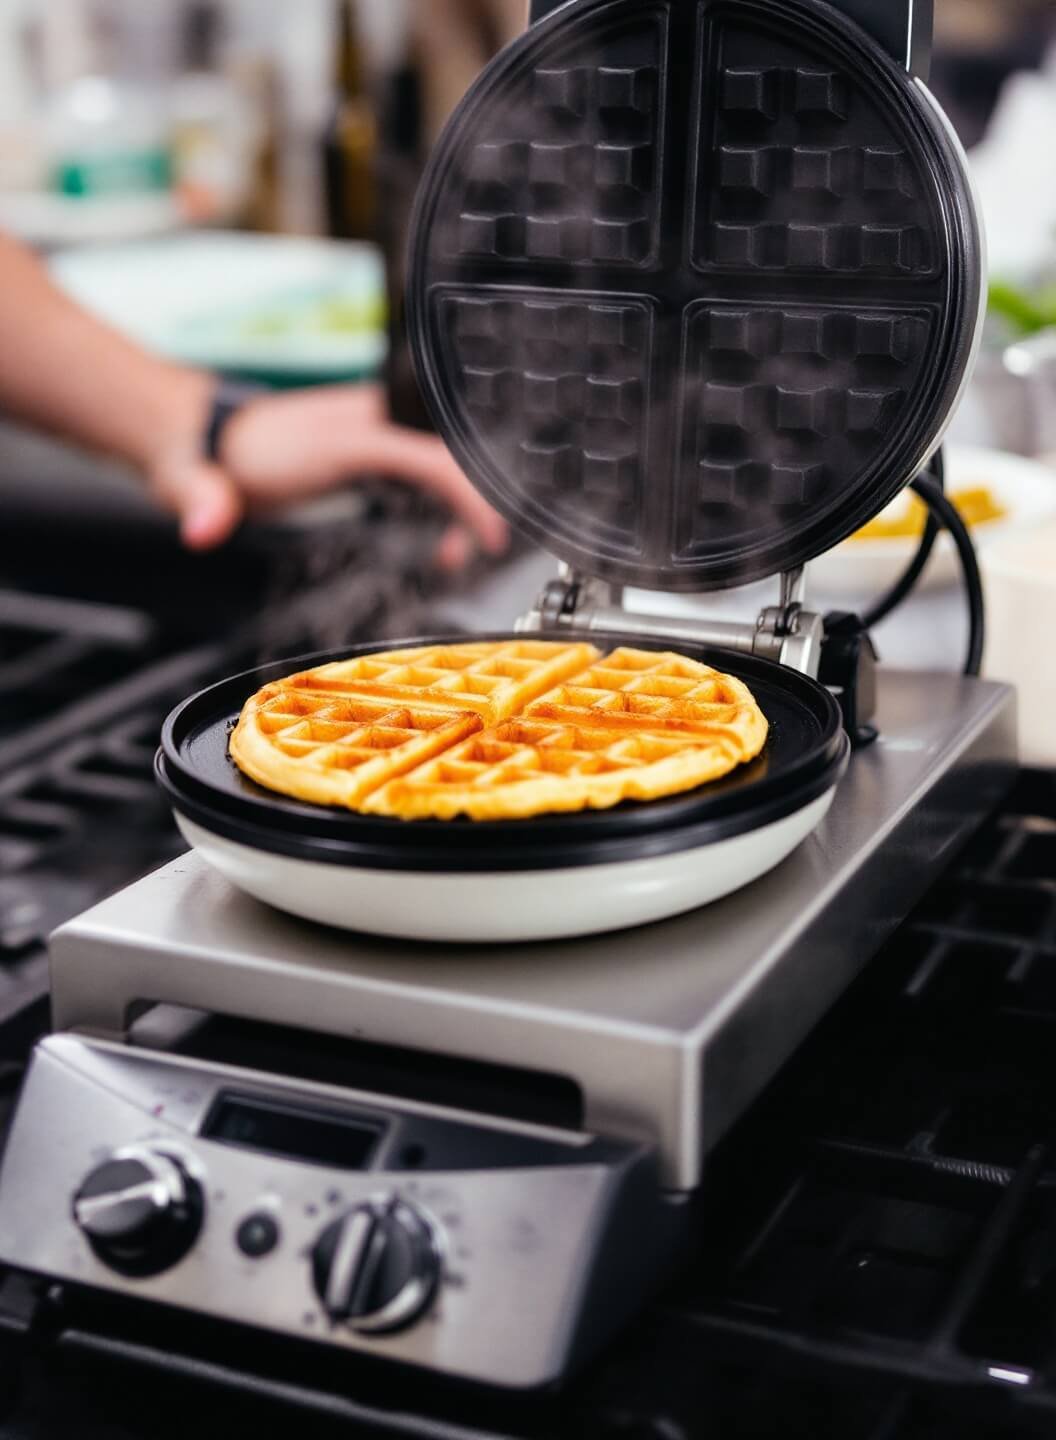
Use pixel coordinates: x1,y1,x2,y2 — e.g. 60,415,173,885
0,233,210,476
0,233,507,558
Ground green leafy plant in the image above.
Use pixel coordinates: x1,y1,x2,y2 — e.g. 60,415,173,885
989,279,1056,336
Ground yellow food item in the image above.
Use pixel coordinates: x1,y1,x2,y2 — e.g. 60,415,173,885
230,641,769,821
851,486,1007,542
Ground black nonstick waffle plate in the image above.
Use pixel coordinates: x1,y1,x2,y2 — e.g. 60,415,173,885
157,633,848,873
408,0,981,592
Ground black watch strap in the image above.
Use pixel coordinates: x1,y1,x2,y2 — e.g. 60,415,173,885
203,380,265,464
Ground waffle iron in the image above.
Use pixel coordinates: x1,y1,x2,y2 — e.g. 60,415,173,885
0,5,1021,1390
159,0,985,942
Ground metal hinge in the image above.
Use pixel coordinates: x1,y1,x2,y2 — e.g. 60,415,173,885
518,566,825,678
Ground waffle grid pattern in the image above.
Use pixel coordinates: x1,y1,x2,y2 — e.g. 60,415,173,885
274,642,587,719
679,301,933,545
230,642,769,821
455,49,662,268
443,292,651,550
700,53,932,277
412,0,970,588
525,652,753,727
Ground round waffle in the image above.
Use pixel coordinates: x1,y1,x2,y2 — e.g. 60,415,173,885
229,640,769,821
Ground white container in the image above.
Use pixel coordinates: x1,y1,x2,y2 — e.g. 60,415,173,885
983,520,1056,766
809,446,1056,597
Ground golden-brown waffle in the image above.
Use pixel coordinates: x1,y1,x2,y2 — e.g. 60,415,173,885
362,717,753,821
524,648,768,739
365,648,770,820
229,640,599,809
230,642,769,820
258,641,600,721
229,694,480,809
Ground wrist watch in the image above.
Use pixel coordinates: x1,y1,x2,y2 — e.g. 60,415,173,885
202,379,265,464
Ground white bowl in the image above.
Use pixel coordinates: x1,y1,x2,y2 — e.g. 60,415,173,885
810,445,1056,597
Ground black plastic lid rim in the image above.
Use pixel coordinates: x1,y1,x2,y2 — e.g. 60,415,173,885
158,632,850,875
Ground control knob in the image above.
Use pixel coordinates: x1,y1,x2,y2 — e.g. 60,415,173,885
311,1194,441,1334
73,1145,203,1277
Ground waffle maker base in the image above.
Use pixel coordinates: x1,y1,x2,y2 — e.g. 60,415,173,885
158,632,848,942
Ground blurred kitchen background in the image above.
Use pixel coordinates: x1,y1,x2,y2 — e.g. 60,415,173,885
4,0,1056,985
0,0,513,655
0,0,1053,637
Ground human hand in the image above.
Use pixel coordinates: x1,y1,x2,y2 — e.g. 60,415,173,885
147,382,509,564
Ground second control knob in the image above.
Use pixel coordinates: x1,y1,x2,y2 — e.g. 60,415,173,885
73,1146,203,1277
311,1194,441,1334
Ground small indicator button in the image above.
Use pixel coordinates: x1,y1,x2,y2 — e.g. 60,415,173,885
236,1212,280,1258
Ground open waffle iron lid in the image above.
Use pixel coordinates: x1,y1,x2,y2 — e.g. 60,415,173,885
407,0,982,592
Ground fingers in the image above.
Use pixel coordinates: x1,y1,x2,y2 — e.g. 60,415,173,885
219,385,510,553
174,461,246,550
351,427,509,555
436,523,474,572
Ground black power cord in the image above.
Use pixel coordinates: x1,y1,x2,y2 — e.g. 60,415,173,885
909,471,986,677
860,450,945,632
844,448,984,677
822,448,985,743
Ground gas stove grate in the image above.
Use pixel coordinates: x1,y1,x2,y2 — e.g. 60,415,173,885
574,767,1056,1440
0,594,200,1032
2,772,1056,1438
0,530,464,1033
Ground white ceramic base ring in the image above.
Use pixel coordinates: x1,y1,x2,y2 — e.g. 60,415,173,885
175,789,835,944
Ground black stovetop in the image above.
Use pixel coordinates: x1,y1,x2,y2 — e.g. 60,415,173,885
2,565,1056,1436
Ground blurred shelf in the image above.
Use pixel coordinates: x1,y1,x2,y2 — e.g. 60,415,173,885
49,230,389,386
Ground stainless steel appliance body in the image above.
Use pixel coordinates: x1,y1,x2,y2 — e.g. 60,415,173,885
47,671,1014,1191
0,1033,673,1388
0,672,1015,1387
